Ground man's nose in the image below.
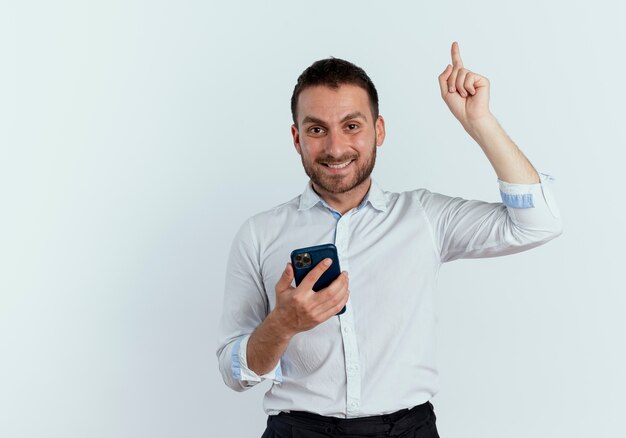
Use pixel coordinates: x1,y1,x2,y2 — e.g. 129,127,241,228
323,129,349,157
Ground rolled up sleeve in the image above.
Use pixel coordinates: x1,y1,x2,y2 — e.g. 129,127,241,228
216,219,283,392
498,173,562,230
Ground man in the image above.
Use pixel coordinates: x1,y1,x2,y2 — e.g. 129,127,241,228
217,42,562,438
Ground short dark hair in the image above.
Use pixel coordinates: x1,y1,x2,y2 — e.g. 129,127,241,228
290,57,379,125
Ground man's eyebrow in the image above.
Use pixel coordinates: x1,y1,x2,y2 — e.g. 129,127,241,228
301,112,368,126
340,112,368,123
301,116,326,126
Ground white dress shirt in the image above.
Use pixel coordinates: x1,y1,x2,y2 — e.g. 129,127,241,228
217,175,562,418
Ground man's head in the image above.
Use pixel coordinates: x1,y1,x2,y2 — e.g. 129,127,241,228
290,58,385,199
291,58,379,126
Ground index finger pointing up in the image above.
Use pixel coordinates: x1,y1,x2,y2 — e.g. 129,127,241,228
451,41,463,68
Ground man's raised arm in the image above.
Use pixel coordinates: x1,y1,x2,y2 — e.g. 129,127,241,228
438,41,540,184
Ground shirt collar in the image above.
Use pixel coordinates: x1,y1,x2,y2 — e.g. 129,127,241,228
298,179,388,213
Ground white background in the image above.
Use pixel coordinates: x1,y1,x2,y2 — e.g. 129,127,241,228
1,1,625,437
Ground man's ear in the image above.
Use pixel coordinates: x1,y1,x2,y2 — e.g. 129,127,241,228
291,124,302,155
375,115,386,147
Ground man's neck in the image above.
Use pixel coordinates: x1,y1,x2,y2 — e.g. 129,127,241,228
312,178,372,215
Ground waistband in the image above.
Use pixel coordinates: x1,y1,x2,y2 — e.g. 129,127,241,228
270,401,434,437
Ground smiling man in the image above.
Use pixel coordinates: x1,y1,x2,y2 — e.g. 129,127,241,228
292,84,384,214
217,42,562,438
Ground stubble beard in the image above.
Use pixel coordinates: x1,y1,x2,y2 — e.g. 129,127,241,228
301,140,377,195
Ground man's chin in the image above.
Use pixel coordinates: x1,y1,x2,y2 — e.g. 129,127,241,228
313,176,366,195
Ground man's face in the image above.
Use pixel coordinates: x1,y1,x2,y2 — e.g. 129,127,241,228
291,84,385,196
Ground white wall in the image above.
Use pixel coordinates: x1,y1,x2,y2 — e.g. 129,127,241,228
1,1,624,437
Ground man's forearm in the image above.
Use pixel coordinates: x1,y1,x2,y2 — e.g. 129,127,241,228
247,311,293,376
465,114,540,184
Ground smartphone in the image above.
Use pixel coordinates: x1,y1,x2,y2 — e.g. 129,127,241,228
290,243,346,316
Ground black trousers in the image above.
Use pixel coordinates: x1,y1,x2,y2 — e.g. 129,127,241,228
261,401,440,438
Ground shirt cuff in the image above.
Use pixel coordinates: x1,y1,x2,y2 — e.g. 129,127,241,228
231,335,283,386
498,173,560,219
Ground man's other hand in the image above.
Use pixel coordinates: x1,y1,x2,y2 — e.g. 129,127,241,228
438,41,492,128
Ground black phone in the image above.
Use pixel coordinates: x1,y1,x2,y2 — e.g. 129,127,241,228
290,243,346,316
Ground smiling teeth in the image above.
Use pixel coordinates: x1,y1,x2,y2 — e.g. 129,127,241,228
327,161,351,169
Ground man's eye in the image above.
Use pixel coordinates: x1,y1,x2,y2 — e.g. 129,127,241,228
309,127,325,134
347,124,359,130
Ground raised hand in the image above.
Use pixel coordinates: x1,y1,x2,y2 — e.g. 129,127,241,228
438,41,492,128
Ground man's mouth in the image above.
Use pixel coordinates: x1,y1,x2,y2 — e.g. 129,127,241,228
322,160,354,169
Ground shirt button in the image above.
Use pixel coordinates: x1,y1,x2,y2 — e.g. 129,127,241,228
342,326,350,334
349,401,358,409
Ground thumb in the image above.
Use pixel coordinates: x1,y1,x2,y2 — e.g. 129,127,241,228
275,263,295,294
438,64,452,97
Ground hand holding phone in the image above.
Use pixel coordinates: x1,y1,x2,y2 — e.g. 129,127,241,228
290,244,346,316
271,243,349,336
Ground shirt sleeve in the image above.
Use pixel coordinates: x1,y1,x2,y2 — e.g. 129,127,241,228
417,173,563,263
216,218,283,392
